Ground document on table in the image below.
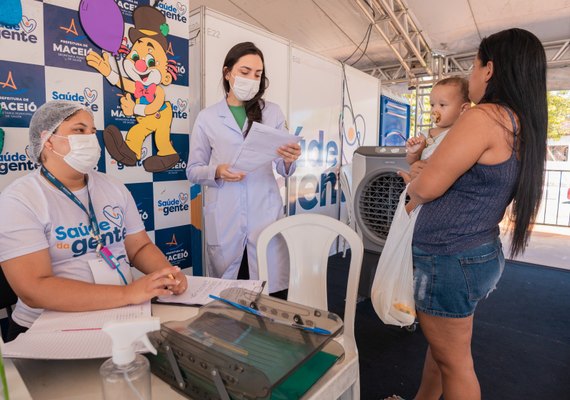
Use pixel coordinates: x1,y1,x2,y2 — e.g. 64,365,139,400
157,276,265,306
231,122,302,173
2,302,151,359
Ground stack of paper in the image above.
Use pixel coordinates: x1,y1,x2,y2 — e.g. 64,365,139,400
157,276,265,306
2,303,151,359
231,122,302,173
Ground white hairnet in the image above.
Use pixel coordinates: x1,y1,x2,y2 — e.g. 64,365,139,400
28,101,93,163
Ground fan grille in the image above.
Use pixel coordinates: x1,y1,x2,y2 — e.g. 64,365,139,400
358,172,406,241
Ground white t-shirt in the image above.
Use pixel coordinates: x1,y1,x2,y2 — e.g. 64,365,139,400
420,128,450,160
0,169,145,327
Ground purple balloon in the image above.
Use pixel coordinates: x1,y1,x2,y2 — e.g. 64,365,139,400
79,0,124,55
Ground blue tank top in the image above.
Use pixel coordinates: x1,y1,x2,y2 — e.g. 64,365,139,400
413,107,520,255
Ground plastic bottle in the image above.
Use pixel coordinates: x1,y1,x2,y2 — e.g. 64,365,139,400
100,317,160,400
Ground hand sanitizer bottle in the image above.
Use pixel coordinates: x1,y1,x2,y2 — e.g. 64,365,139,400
100,317,160,400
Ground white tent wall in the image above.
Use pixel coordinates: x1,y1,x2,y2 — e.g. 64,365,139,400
202,11,290,113
188,7,381,271
341,64,381,164
339,64,381,229
288,45,343,219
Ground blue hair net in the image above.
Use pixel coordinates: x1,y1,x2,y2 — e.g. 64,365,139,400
28,101,92,163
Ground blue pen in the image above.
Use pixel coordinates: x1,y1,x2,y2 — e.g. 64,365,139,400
209,294,263,316
208,294,331,335
290,323,331,335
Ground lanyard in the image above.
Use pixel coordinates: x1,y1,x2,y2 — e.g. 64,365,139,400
40,167,127,285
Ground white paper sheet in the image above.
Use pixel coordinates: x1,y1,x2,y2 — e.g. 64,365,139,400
3,302,151,359
231,122,302,173
28,302,151,333
157,276,265,306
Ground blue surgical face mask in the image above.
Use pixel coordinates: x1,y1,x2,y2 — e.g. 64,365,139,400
51,134,101,174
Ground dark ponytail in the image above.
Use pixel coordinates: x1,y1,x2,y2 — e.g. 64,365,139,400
478,28,548,256
222,42,268,135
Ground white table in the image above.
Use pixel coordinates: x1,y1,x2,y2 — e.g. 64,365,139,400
11,304,195,400
3,354,33,399
9,304,357,399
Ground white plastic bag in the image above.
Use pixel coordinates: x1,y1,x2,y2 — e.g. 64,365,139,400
371,186,420,327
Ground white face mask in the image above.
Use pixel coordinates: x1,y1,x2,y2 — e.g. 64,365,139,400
51,134,101,174
230,75,261,102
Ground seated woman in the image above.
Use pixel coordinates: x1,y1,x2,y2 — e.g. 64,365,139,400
0,100,187,341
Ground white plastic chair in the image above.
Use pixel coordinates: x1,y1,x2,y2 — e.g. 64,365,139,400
339,164,358,257
339,164,355,230
256,213,364,400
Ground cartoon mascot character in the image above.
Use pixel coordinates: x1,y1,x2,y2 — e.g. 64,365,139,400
86,6,179,172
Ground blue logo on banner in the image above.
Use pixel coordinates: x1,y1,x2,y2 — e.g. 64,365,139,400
165,35,188,87
125,182,154,232
156,191,189,217
0,61,46,127
0,146,38,176
50,86,99,112
155,225,192,269
172,97,188,122
156,2,188,23
103,83,137,131
152,133,188,182
288,126,340,215
116,0,150,24
0,15,40,44
44,4,95,72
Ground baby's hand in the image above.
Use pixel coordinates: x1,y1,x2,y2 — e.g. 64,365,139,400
406,136,426,155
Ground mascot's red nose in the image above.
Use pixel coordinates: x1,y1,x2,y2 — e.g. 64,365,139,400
135,59,147,72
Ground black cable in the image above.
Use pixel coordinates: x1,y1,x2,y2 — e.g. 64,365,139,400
349,23,373,66
339,63,365,165
342,23,373,64
343,64,364,147
363,0,376,17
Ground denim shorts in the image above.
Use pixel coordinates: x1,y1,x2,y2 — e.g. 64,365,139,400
412,238,505,318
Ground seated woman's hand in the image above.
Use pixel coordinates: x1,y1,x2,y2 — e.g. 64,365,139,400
168,269,188,295
216,164,246,182
125,266,181,304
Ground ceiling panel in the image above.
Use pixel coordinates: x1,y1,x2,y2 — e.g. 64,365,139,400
471,0,570,42
405,0,478,53
189,0,570,88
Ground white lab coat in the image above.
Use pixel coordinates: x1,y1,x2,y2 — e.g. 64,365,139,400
186,99,296,292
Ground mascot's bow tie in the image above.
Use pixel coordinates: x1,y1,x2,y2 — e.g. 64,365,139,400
134,82,157,102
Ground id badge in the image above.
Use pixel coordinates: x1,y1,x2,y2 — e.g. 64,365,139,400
88,257,133,286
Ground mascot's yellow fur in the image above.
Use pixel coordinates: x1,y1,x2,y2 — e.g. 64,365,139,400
87,6,179,172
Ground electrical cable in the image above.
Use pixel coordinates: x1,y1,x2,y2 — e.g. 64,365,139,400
342,64,364,147
349,23,373,66
363,0,376,17
342,23,373,64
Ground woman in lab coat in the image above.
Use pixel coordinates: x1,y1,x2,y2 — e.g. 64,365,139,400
186,42,301,295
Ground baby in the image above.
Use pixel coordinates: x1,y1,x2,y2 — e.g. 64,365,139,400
406,76,471,164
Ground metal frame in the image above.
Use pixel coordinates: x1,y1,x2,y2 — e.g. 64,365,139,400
355,0,433,81
364,39,570,86
354,5,570,135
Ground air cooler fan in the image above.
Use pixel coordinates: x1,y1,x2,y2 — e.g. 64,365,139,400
352,146,408,254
